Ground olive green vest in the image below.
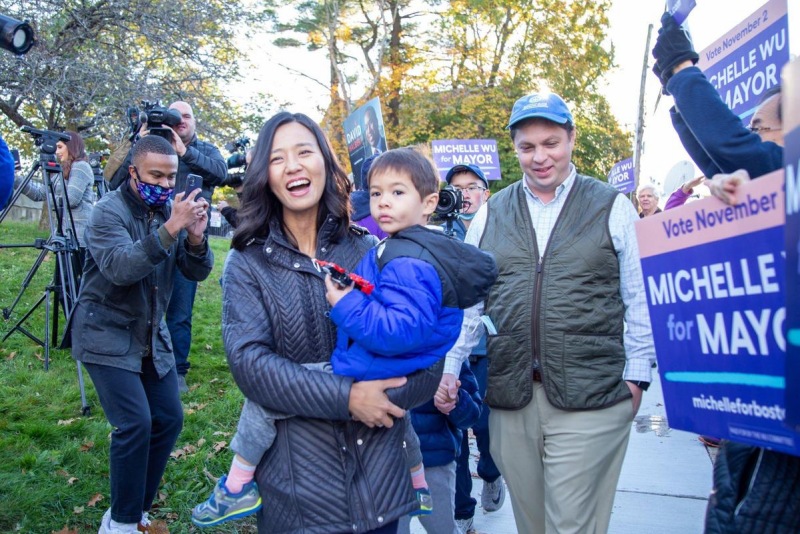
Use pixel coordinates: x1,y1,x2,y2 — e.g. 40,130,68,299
480,175,630,410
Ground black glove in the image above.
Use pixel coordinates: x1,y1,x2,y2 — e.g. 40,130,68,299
652,11,699,86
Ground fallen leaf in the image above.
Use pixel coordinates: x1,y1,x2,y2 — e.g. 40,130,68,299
79,441,94,452
212,431,231,437
52,527,78,534
56,469,70,478
73,506,84,515
166,512,179,520
67,477,78,485
35,352,44,361
203,466,220,483
170,449,185,459
158,491,167,502
197,438,206,448
57,419,76,426
213,441,227,453
205,344,212,350
87,493,103,507
6,351,16,361
146,519,170,533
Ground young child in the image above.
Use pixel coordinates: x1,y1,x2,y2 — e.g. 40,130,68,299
192,147,497,527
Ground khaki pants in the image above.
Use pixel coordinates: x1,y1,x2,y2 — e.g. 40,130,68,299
489,382,633,534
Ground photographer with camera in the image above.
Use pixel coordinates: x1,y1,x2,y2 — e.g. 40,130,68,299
72,134,213,534
435,164,505,533
14,130,95,264
216,139,251,229
109,100,226,393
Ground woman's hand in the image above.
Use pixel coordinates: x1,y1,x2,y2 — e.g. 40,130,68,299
349,377,407,428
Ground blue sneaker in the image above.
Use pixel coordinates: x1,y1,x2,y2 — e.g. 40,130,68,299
191,475,262,527
409,487,433,516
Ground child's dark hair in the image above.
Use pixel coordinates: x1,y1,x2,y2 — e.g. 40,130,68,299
367,148,439,198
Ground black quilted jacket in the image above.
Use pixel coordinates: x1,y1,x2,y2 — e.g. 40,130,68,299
222,217,444,533
705,441,800,533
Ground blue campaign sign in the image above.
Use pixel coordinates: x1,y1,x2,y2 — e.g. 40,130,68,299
697,0,789,124
607,157,635,194
667,0,696,25
637,172,800,454
784,59,800,430
431,139,501,182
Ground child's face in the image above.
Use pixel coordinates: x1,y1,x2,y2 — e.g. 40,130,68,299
369,169,438,235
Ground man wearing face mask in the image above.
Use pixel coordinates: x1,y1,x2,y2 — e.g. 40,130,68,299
71,135,213,534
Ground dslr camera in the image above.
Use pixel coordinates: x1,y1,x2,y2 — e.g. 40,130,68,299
127,100,182,141
435,185,463,220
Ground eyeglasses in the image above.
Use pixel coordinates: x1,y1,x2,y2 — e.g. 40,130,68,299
452,185,487,193
748,125,777,134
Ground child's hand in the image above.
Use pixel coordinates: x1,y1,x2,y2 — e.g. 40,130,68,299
325,274,354,306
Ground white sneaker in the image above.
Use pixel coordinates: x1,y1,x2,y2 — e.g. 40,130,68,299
481,477,506,512
98,508,141,534
456,516,476,533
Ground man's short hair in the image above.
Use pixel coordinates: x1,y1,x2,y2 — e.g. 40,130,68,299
637,183,660,198
367,148,439,198
131,135,176,166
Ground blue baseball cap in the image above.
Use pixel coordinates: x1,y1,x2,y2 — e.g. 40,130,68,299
445,164,489,188
507,92,574,129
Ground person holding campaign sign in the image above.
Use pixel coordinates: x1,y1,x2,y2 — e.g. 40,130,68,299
651,11,783,184
652,10,800,533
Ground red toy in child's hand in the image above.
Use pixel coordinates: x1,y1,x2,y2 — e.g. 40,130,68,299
314,259,375,295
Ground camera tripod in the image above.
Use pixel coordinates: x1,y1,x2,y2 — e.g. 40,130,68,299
0,127,90,415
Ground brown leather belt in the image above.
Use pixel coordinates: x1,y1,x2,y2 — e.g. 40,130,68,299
532,369,543,382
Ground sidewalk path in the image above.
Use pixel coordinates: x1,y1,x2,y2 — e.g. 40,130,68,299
410,370,715,533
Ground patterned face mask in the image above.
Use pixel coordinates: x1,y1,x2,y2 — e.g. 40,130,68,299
133,168,173,207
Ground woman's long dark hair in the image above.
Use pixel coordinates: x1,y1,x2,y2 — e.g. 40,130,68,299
231,112,352,251
61,130,88,179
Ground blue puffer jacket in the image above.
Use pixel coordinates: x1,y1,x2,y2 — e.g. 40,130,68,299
412,362,481,467
330,225,497,381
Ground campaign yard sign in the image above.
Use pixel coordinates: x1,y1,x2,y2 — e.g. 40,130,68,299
343,98,387,190
637,172,800,455
607,158,635,194
431,140,501,182
696,0,789,124
784,58,800,430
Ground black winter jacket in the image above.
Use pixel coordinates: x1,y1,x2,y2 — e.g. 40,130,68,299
72,183,213,378
705,441,800,533
222,217,444,533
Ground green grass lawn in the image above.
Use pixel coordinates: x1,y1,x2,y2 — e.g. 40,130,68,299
0,221,256,533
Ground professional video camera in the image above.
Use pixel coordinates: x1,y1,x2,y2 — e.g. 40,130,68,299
88,151,110,199
224,136,250,188
126,100,182,141
225,136,250,169
0,14,35,55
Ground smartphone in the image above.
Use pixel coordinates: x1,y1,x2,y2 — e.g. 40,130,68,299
184,174,202,199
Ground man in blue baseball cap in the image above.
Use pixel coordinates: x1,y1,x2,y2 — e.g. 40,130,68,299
440,162,506,532
443,163,490,240
440,92,654,534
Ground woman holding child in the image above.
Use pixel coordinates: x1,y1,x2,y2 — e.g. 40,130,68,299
220,112,444,533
